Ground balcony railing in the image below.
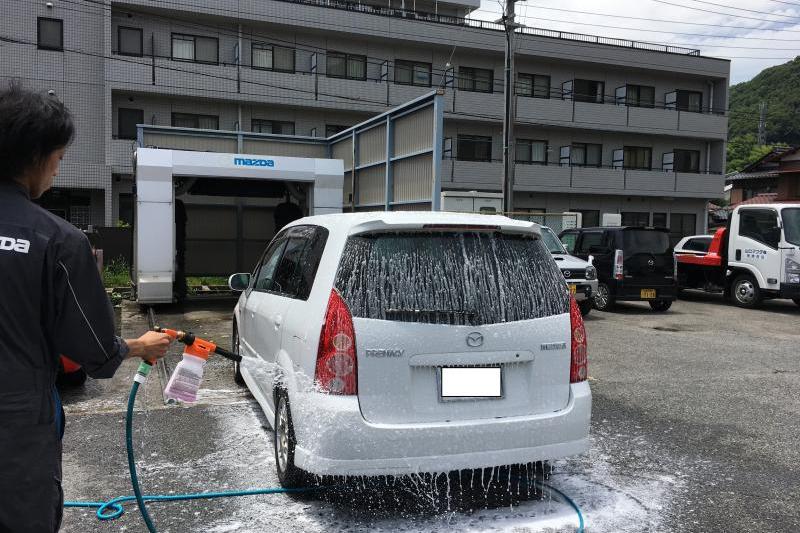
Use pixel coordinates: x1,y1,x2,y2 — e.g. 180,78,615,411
441,158,724,197
271,0,701,56
444,157,721,175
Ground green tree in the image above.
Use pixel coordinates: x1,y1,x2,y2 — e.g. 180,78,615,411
727,57,800,170
726,135,777,173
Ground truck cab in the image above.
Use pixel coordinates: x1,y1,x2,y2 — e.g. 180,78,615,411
726,204,800,307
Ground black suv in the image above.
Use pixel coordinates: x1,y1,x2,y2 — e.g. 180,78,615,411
559,226,676,312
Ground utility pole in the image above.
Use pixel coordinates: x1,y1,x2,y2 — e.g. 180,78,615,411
499,0,521,214
757,101,767,146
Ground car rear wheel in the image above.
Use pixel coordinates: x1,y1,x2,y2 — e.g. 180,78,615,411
793,298,800,307
578,300,592,316
232,325,244,386
593,283,615,312
649,300,672,312
731,274,762,308
274,391,306,489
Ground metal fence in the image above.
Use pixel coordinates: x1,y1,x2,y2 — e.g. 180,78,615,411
505,212,582,234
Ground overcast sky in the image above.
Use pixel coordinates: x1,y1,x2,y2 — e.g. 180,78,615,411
471,0,800,84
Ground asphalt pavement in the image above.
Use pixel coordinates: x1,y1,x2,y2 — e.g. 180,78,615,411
59,293,800,532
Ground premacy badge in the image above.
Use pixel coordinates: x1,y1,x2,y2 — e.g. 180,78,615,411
0,236,30,254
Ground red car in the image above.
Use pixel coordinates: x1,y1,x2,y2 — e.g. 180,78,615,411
58,355,88,386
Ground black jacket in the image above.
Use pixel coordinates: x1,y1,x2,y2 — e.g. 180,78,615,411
0,181,128,532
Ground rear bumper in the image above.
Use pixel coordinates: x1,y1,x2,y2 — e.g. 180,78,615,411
613,282,676,301
779,283,800,299
291,382,591,476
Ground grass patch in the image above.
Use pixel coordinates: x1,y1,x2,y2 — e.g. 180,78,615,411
186,276,229,287
103,258,131,288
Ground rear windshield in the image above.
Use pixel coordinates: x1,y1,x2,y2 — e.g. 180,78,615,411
335,231,569,326
622,230,670,255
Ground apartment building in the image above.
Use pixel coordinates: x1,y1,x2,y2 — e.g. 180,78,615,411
1,0,730,241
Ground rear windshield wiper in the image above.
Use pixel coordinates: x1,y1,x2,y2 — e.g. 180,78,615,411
385,308,477,325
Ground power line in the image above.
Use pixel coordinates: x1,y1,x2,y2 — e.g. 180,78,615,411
69,0,741,68
72,0,796,67
680,0,800,20
43,0,733,84
5,1,785,120
648,0,800,25
1,29,780,120
515,2,800,35
1,35,394,109
511,13,800,42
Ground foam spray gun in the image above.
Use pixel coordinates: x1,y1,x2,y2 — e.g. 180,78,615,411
154,327,242,403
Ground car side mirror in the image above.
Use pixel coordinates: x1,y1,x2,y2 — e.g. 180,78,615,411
228,273,251,292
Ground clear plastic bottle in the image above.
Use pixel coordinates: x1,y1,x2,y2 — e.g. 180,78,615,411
163,353,206,403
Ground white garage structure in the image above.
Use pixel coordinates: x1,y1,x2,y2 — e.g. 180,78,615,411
134,91,444,304
134,149,344,303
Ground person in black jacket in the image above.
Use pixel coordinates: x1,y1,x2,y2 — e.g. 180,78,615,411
0,85,173,532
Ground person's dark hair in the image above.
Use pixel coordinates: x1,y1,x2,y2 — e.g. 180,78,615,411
0,83,74,181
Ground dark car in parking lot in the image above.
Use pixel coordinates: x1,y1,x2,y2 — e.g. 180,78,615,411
559,226,676,312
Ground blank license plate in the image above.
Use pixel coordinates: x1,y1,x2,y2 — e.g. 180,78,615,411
569,284,577,295
441,367,502,399
641,289,656,299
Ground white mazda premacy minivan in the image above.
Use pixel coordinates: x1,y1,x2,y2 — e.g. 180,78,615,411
229,212,591,487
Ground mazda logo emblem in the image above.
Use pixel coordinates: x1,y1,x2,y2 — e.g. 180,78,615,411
466,332,484,348
647,259,655,267
563,270,571,278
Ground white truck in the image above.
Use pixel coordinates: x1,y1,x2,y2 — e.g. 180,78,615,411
674,203,800,308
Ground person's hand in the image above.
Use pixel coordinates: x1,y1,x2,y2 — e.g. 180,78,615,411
125,331,173,361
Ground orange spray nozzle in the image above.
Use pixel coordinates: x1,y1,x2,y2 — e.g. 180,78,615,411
154,327,219,361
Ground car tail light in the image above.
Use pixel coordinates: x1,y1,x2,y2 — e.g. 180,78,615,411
315,289,357,395
569,296,588,383
614,249,624,280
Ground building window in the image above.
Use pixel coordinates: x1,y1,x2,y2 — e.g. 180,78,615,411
395,60,432,87
118,192,134,226
171,112,219,130
118,26,143,57
171,34,218,64
670,213,697,244
118,108,144,140
252,119,295,135
575,210,600,227
252,43,295,72
652,212,667,227
615,84,655,108
37,18,63,51
458,67,493,93
673,149,701,173
564,79,605,104
457,135,492,162
621,212,650,227
561,143,602,167
666,90,703,113
620,146,652,170
325,124,348,137
327,51,366,80
515,139,547,164
517,73,550,98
